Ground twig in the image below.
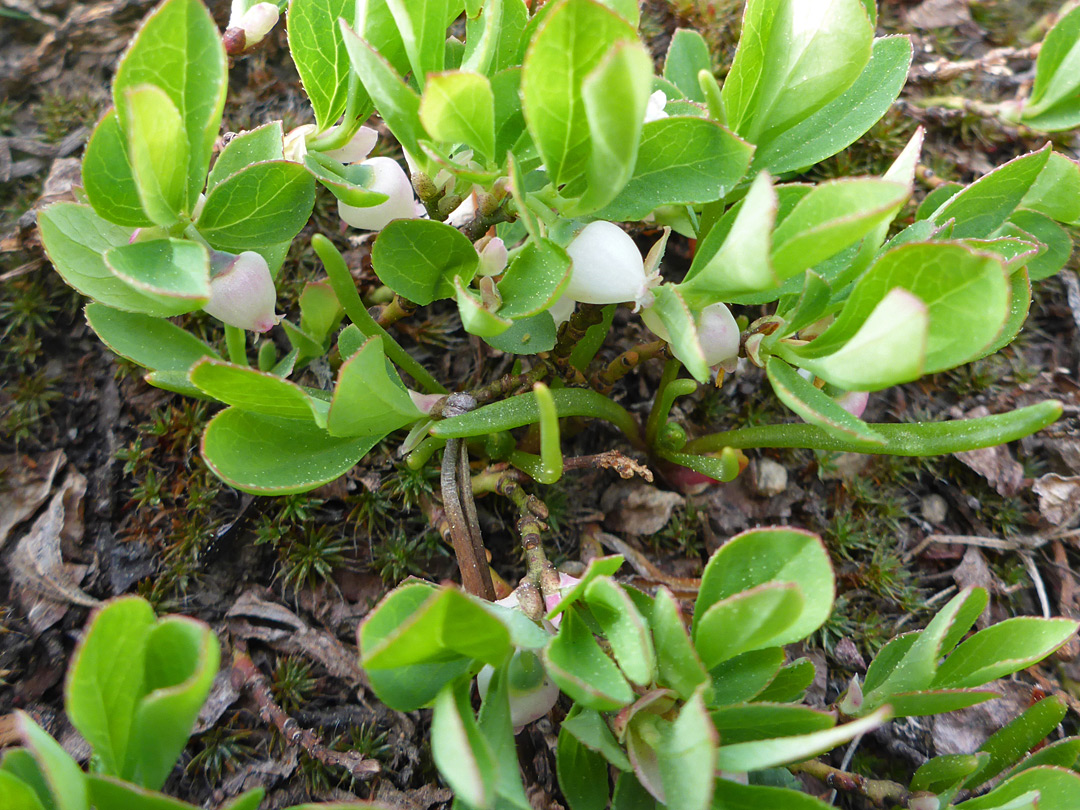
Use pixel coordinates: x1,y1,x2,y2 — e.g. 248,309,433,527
439,393,496,600
1021,551,1052,619
590,340,668,393
909,43,1040,82
550,304,605,382
230,651,381,780
562,451,653,481
789,759,911,807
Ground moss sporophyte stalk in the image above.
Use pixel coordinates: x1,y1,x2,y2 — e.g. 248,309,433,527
29,0,1080,807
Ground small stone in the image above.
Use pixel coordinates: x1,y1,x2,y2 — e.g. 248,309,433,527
921,493,948,525
752,458,788,497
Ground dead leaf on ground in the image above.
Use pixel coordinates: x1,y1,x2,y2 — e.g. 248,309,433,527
904,0,973,29
600,481,684,536
954,408,1024,496
7,471,98,634
0,450,64,549
931,680,1027,758
372,783,454,810
1033,473,1080,527
952,547,996,629
226,590,365,686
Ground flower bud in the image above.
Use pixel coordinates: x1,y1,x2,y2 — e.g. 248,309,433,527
204,251,280,333
564,221,650,306
283,124,316,163
477,236,508,277
324,126,378,165
644,90,669,123
476,650,560,731
836,390,869,419
338,157,418,232
642,301,739,370
225,1,279,53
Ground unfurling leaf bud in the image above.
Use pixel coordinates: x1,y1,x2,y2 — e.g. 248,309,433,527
338,157,418,232
204,251,280,333
564,221,653,307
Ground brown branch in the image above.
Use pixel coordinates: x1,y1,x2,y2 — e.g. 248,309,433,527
550,304,605,383
590,340,668,393
374,295,417,328
229,651,380,780
562,451,653,482
909,43,1040,82
789,759,911,808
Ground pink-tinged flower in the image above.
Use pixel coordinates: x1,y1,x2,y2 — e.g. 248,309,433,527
204,251,280,333
564,221,659,308
476,650,561,732
836,390,869,419
642,301,740,371
476,236,508,277
324,126,378,164
338,157,419,232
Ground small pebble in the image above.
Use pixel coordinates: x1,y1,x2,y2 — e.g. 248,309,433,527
753,458,788,497
921,493,948,525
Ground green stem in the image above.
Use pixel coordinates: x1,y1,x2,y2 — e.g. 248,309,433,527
645,359,683,446
431,387,644,449
312,234,447,394
532,383,563,484
224,325,248,366
685,400,1063,456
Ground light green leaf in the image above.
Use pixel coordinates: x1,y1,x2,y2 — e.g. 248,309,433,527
715,707,890,772
118,85,188,227
694,583,805,669
561,708,632,771
795,242,1010,376
966,696,1068,788
328,335,425,437
932,617,1079,690
113,0,226,205
126,617,219,790
362,587,511,670
287,0,358,131
723,0,873,143
202,408,377,494
783,287,928,391
557,725,610,810
190,359,325,422
65,598,156,779
680,170,777,302
81,110,150,227
476,662,531,809
456,276,513,337
571,38,653,215
1007,210,1073,281
483,312,559,354
1019,151,1080,224
754,658,816,703
521,0,638,186
752,35,912,174
595,117,753,221
958,767,1080,810
769,178,909,281
384,0,463,86
370,219,479,304
0,771,46,810
544,607,635,711
340,19,425,162
17,715,88,810
710,648,786,705
912,754,985,795
649,286,710,384
1022,7,1080,123
694,528,835,647
657,691,717,810
712,703,835,745
38,203,188,316
86,776,200,810
432,679,498,810
419,70,496,161
766,356,883,444
651,587,710,701
103,239,210,314
930,147,1051,238
359,583,473,711
196,161,316,250
664,29,711,103
208,122,284,190
497,239,572,318
584,576,656,686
